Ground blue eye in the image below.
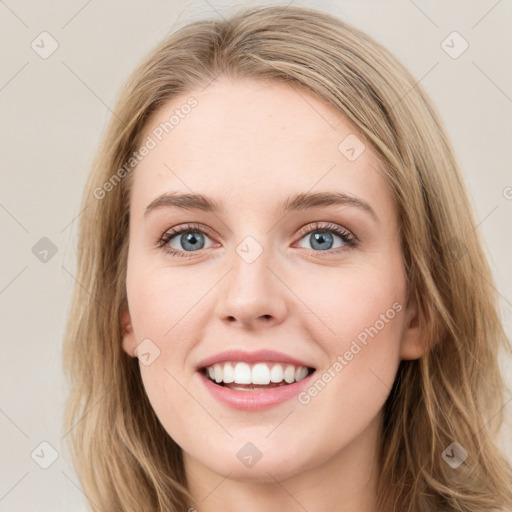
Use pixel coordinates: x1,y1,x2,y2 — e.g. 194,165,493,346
295,222,357,252
158,224,214,257
158,222,357,259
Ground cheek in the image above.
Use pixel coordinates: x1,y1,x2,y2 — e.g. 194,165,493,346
126,256,201,342
125,262,215,442
291,273,404,457
292,260,406,411
292,257,407,349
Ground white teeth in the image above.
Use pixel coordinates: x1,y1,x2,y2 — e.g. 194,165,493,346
204,361,311,385
284,365,295,384
214,364,223,383
223,362,235,383
270,364,284,382
252,363,270,385
234,362,252,384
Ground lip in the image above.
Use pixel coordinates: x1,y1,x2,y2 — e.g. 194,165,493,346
197,369,316,411
195,349,315,371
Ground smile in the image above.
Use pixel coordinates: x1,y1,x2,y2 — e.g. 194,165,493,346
198,362,317,411
202,361,314,389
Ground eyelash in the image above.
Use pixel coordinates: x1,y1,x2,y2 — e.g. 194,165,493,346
156,222,358,259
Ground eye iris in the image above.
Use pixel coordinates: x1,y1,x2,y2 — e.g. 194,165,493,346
181,232,205,251
310,231,333,251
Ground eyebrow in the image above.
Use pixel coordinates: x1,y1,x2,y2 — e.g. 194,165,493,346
144,191,378,222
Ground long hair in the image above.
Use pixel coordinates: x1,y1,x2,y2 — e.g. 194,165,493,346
62,5,512,511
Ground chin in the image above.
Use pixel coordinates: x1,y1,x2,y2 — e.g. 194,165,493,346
210,458,306,483
186,439,317,484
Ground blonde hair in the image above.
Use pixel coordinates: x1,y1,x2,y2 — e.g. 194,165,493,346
62,5,512,511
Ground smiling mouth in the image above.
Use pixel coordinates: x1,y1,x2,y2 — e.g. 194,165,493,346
200,362,316,391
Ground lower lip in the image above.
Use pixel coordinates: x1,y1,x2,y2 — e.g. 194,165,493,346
198,371,315,411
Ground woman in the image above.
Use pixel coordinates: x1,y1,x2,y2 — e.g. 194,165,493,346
63,5,512,511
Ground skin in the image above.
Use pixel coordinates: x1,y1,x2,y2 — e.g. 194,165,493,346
121,77,424,512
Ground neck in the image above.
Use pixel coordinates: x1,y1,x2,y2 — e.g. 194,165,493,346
184,413,382,512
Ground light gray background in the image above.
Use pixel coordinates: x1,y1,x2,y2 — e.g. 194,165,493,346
1,1,511,510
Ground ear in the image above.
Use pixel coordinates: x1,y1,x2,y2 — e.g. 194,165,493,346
399,291,428,360
120,309,137,357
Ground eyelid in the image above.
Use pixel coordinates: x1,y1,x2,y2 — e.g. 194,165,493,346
157,221,358,258
294,221,358,244
157,223,218,249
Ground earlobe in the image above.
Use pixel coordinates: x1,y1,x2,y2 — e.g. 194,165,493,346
399,292,428,361
120,309,137,357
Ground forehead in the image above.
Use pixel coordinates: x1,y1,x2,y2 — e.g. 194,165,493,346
131,77,392,219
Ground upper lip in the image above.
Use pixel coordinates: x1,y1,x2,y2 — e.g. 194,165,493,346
196,349,315,370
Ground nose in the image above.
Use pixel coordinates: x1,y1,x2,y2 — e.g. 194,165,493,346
215,239,288,330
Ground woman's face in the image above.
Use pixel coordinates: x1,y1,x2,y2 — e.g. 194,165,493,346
121,77,422,484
